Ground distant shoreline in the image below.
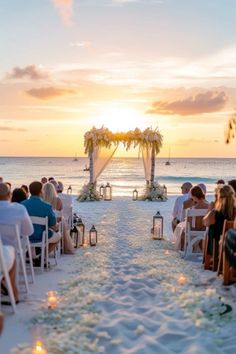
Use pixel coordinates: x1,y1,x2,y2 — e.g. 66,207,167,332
1,156,236,160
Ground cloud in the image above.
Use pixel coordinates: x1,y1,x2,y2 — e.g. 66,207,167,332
7,65,49,80
52,0,73,26
147,91,227,116
70,41,91,48
26,86,76,100
0,126,27,132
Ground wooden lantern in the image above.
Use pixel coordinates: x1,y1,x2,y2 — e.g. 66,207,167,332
89,225,97,246
70,225,79,248
76,217,85,246
153,211,164,240
133,189,138,201
67,185,72,194
104,183,112,201
99,184,105,199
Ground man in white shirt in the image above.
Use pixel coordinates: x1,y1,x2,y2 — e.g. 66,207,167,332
0,183,33,303
172,182,192,232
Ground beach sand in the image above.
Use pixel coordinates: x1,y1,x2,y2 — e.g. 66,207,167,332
1,196,236,354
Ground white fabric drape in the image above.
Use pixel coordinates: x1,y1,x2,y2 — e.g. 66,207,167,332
92,144,118,182
141,145,151,183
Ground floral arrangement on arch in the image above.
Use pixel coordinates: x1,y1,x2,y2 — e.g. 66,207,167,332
77,183,100,202
84,126,163,154
141,182,167,201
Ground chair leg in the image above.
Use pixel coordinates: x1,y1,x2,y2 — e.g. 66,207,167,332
212,239,218,272
18,249,29,293
27,239,35,283
223,251,230,285
2,268,17,313
217,236,224,276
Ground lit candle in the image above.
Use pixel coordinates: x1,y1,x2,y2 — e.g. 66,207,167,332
178,275,187,285
164,250,170,255
32,341,47,354
47,291,58,309
153,225,159,239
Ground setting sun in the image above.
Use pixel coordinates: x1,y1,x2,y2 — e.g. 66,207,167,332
90,105,148,133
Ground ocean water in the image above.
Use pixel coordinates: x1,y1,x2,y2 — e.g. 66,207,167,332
0,157,236,196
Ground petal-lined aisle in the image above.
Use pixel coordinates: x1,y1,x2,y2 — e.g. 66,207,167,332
12,198,236,354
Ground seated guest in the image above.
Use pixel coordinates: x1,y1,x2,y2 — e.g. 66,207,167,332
0,177,3,183
172,182,192,232
41,177,48,184
42,182,62,211
21,185,29,198
22,181,61,255
11,188,27,203
228,179,236,194
0,183,33,302
174,185,208,250
57,181,72,207
48,177,55,182
216,179,225,187
203,185,236,265
182,183,207,219
42,183,74,254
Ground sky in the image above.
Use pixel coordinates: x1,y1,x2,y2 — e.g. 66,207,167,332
1,0,236,157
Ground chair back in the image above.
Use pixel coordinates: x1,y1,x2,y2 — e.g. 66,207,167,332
186,208,208,229
0,223,21,250
30,216,48,236
222,220,234,237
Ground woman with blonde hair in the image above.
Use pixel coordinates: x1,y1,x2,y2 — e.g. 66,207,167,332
203,185,236,268
42,182,74,254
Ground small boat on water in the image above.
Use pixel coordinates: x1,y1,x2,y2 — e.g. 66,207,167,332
83,165,90,171
165,148,171,166
73,154,78,162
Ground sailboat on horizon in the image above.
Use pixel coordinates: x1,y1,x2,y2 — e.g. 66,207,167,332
165,148,171,166
73,153,78,161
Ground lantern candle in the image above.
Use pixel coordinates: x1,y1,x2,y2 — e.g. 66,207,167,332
32,341,47,354
99,184,105,199
47,291,58,309
164,250,170,255
70,225,79,248
104,183,112,201
133,189,138,201
76,217,85,246
178,275,187,285
89,225,97,246
153,211,164,240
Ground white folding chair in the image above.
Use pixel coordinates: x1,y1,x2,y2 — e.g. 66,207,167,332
0,235,17,313
184,208,208,259
55,210,63,256
30,216,49,272
0,223,29,293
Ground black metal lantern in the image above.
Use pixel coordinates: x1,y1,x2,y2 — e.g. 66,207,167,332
76,217,85,246
153,211,164,240
99,184,105,199
104,183,112,201
67,185,72,194
89,225,97,246
70,225,79,248
163,185,167,199
133,189,138,201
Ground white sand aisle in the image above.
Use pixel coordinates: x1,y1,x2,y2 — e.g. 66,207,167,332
2,197,236,354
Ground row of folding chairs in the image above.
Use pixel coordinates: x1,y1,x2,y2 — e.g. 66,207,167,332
203,219,236,285
0,206,73,313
